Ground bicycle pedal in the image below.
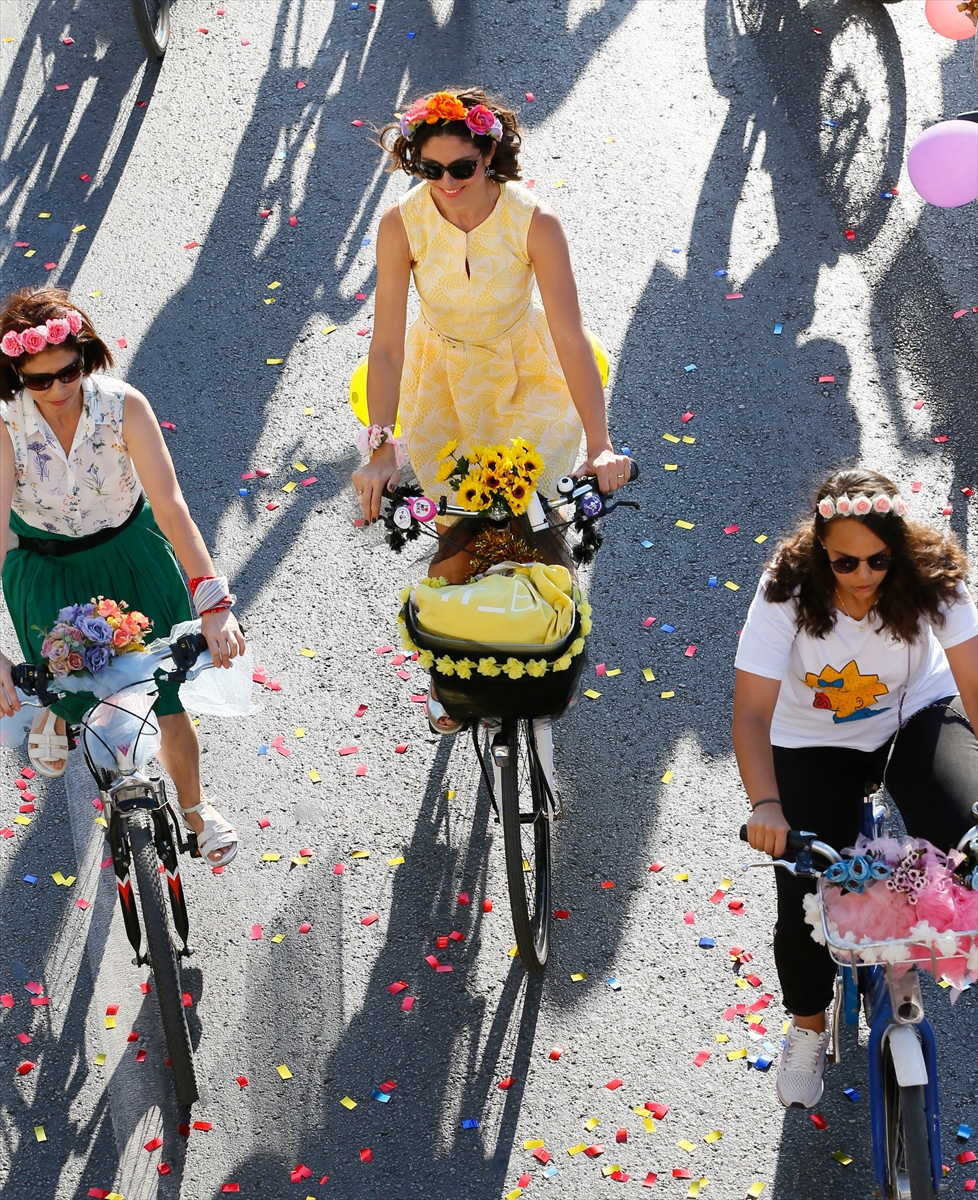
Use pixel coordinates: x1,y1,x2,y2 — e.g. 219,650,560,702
186,833,201,858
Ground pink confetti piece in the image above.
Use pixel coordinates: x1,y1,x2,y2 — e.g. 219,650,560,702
14,241,29,248
265,501,280,511
184,241,199,250
251,925,262,940
301,476,317,486
55,83,69,91
818,375,835,383
296,80,306,89
606,1077,623,1090
693,1049,711,1067
724,524,739,534
159,420,176,430
240,38,250,46
299,922,312,933
525,92,534,101
913,400,925,410
355,704,368,717
911,481,922,493
355,764,367,777
724,292,744,299
684,911,695,924
395,742,408,753
933,435,948,443
942,506,953,516
357,327,370,336
684,645,697,657
116,337,128,348
952,309,967,319
333,863,344,875
2,994,16,1009
75,898,90,910
595,663,606,676
642,616,656,627
44,262,57,270
681,411,694,422
352,119,364,127
374,644,393,654
259,208,271,219
338,745,358,756
401,995,415,1011
649,860,665,872
63,37,75,44
289,216,298,226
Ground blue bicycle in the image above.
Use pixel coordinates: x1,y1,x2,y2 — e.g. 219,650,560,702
740,798,978,1199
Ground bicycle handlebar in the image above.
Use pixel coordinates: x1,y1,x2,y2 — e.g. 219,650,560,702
739,824,812,856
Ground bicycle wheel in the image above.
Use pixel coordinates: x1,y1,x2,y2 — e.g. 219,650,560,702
882,1044,935,1199
130,812,198,1105
130,0,170,58
500,720,551,973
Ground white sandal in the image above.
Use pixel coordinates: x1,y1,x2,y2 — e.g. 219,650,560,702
27,708,69,777
180,799,238,865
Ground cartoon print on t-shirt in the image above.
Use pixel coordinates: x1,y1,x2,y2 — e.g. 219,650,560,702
804,660,890,723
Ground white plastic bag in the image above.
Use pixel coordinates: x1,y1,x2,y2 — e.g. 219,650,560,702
168,620,261,717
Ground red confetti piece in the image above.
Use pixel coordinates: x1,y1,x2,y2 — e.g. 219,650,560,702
159,420,177,430
352,119,364,127
22,768,36,779
601,880,614,889
534,1147,553,1163
554,909,570,919
236,1075,248,1088
144,1136,163,1152
685,645,697,657
693,1050,711,1067
933,435,948,443
942,506,953,516
136,100,147,108
912,482,923,493
818,375,835,383
222,1187,240,1194
616,1127,628,1143
75,898,90,910
498,1075,514,1089
333,863,344,874
183,993,192,1007
673,1168,693,1179
127,1031,139,1043
88,1191,110,1199
19,803,35,813
845,230,855,241
811,1113,828,1130
25,982,43,996
425,954,440,969
952,309,968,319
16,1061,34,1075
55,83,69,91
177,1124,191,1136
192,1121,212,1131
649,860,665,872
251,925,262,940
290,1165,311,1183
355,292,367,300
684,912,695,924
16,1033,31,1044
963,1182,975,1193
289,216,298,226
357,328,370,336
962,487,973,497
79,174,90,181
458,892,470,905
339,745,358,756
63,37,75,44
184,241,200,250
0,828,14,839
388,981,408,995
525,92,535,101
45,262,57,270
549,1046,564,1060
725,292,744,300
300,922,312,933
158,1164,171,1176
724,524,739,534
728,898,745,911
606,1077,623,1090
361,913,379,926
643,1172,658,1187
197,27,209,33
960,1152,978,1165
483,898,493,912
355,704,368,717
105,1002,118,1015
259,209,271,219
359,1148,372,1163
395,742,409,753
401,996,415,1011
296,80,306,88
709,890,726,904
265,501,280,511
257,816,270,828
584,1144,604,1158
135,1049,147,1062
449,930,465,942
681,411,694,422
645,1102,669,1118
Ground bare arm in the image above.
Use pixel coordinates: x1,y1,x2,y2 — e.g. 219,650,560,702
353,204,412,522
945,636,978,735
527,205,629,492
732,668,791,857
123,387,244,665
0,422,20,714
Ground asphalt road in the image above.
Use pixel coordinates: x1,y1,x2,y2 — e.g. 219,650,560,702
1,1,976,1198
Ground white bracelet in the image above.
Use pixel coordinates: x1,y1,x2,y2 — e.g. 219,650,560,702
192,576,236,615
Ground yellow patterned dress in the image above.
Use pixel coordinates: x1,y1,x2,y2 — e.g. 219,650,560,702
397,180,584,500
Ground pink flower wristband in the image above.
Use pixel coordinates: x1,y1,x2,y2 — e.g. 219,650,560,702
357,423,407,468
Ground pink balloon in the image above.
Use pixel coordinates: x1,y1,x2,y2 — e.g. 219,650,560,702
924,0,977,40
907,120,978,207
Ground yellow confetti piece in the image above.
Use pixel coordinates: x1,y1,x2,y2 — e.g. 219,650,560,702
747,1183,766,1198
567,1143,587,1156
52,871,67,885
554,179,566,187
676,519,695,529
293,461,308,471
938,978,951,989
304,406,314,415
94,1052,107,1066
605,668,621,677
291,855,310,867
584,689,601,699
299,647,316,657
642,667,655,682
39,212,51,218
715,1033,729,1043
605,136,615,142
276,1064,293,1079
266,358,284,365
23,250,36,258
673,871,689,882
264,297,275,305
261,852,281,862
661,770,674,784
663,433,680,443
446,790,456,799
727,1048,748,1061
268,281,281,290
682,435,696,444
832,1151,852,1166
601,1163,622,1177
104,1017,116,1029
34,1126,46,1142
704,1130,723,1144
754,534,768,544
106,1194,124,1200
678,1139,697,1153
746,1013,763,1025
687,1182,700,1198
308,770,321,783
570,971,587,981
665,464,678,471
351,849,370,858
2,36,14,42
633,1105,647,1117
735,978,749,990
340,1096,357,1109
523,1138,545,1149
322,324,338,335
90,290,102,297
271,933,285,943
584,1118,599,1132
725,581,740,591
294,727,305,738
522,856,531,872
783,1020,791,1034
508,945,519,957
643,1117,656,1134
721,877,732,888
387,856,404,866
72,224,86,233
282,480,297,493
660,690,675,699
13,815,31,826
506,1191,523,1200
94,816,108,828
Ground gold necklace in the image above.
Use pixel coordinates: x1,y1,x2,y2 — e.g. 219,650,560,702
836,588,874,624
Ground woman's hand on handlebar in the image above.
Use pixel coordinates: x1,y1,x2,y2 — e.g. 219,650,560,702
747,801,791,859
201,610,245,669
575,445,631,494
0,651,21,717
353,444,400,523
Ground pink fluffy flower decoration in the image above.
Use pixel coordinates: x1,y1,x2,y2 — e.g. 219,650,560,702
834,494,853,517
817,497,836,519
45,317,70,344
1,330,24,356
851,493,874,517
20,327,48,355
66,310,82,335
872,494,892,514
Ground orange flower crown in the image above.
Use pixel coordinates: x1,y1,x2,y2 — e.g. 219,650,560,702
398,92,503,142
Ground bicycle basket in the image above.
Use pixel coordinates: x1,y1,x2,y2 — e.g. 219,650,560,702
402,601,586,722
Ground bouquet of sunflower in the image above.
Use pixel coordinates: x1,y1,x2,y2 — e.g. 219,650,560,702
435,438,545,518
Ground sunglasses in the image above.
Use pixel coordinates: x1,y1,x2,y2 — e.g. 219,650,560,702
827,551,892,574
415,156,482,181
19,357,83,392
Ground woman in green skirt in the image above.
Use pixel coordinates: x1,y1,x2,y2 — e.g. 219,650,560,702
0,286,243,865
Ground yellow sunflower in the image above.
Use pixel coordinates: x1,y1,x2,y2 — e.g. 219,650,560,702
435,457,456,483
437,438,459,459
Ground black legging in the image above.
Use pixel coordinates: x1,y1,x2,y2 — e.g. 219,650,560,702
772,696,978,1016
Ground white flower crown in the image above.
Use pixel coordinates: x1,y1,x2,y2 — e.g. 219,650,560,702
816,492,909,520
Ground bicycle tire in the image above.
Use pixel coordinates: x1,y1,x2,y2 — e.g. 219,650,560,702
882,1044,935,1199
130,813,198,1105
500,720,551,972
130,0,170,58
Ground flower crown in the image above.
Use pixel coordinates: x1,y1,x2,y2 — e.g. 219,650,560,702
399,92,503,143
2,311,83,357
817,492,909,520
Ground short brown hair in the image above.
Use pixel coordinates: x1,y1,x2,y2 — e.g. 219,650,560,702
0,286,113,401
377,87,523,182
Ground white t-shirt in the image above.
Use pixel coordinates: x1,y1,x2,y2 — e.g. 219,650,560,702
735,574,977,750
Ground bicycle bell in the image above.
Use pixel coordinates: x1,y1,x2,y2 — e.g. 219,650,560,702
556,475,576,495
392,505,413,530
581,493,604,518
407,496,436,523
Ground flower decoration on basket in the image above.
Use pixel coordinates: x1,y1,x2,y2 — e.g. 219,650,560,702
817,492,909,520
436,438,545,518
399,93,504,142
39,598,151,678
1,311,82,357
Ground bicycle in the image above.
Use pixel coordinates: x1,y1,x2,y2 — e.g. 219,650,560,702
739,797,978,1199
130,0,170,58
382,462,639,972
5,626,225,1107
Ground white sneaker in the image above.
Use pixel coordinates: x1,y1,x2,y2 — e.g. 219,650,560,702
776,1023,830,1108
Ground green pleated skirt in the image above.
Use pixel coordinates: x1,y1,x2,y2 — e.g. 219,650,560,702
2,501,192,722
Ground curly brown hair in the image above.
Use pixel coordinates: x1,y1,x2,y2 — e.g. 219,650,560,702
0,286,112,401
377,87,523,182
764,467,969,644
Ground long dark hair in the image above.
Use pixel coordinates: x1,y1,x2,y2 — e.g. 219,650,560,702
0,285,112,401
377,87,523,182
764,467,969,643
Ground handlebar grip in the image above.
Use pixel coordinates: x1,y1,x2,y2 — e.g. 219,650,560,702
627,459,639,482
11,664,34,692
739,823,811,856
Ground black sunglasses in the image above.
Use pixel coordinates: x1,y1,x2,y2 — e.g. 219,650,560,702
19,357,83,392
415,155,482,181
827,551,892,574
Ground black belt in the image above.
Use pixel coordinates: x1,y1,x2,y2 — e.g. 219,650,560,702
15,494,145,558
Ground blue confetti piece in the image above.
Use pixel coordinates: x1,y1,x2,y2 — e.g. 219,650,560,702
754,1056,773,1071
276,150,287,160
238,488,248,497
543,1166,559,1178
361,237,371,245
684,363,697,372
660,623,676,634
844,1088,861,1102
607,976,622,991
714,269,727,277
462,1118,479,1130
350,1,358,7
640,539,653,549
372,1089,391,1102
880,192,894,199
823,119,837,127
958,1123,972,1140
671,247,681,253
620,445,630,456
698,937,715,949
708,575,718,588
258,744,268,755
407,30,416,38
24,875,37,884
773,323,783,335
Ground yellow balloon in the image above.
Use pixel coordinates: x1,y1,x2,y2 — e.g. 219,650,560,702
587,330,610,388
349,359,402,438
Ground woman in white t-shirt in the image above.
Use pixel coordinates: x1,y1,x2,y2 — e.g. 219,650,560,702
733,467,977,1110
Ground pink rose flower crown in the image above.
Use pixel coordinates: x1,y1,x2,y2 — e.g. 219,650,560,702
817,491,910,521
1,310,83,358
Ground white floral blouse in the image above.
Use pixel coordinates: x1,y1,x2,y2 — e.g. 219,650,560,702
1,375,142,537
